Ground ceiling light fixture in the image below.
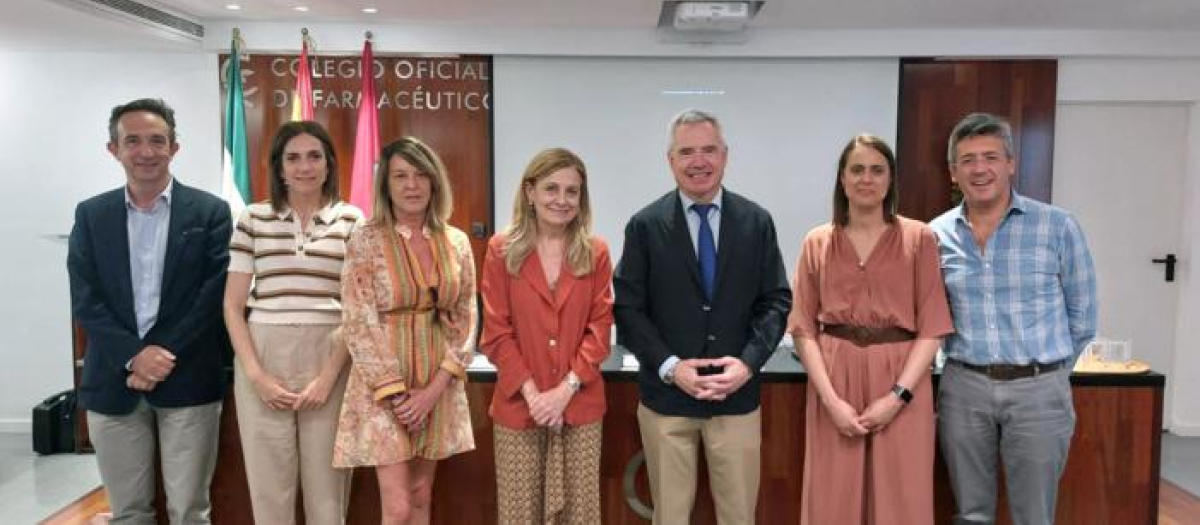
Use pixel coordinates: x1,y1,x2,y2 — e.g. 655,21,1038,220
362,7,378,14
294,6,309,12
225,4,241,10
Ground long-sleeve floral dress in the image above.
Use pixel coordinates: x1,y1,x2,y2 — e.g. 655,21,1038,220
333,222,477,467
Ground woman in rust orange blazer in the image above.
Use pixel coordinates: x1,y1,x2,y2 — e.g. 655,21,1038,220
480,147,614,524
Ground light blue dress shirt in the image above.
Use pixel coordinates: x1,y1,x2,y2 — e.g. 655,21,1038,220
930,192,1098,365
125,179,173,338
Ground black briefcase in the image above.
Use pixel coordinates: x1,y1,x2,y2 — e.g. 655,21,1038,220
32,390,76,455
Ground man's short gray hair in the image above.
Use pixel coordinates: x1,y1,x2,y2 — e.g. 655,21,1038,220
667,109,725,152
946,112,1015,166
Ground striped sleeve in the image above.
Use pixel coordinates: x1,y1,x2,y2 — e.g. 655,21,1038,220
228,206,256,274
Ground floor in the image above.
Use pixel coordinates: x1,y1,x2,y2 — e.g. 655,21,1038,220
0,431,100,523
1163,432,1200,495
2,431,1198,523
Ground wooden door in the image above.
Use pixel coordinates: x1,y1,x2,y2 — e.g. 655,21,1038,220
896,59,1057,221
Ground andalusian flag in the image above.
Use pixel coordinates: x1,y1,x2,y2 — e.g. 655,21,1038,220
349,37,379,215
292,32,315,121
221,30,250,215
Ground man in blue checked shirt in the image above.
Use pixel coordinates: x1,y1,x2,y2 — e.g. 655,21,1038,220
930,112,1098,525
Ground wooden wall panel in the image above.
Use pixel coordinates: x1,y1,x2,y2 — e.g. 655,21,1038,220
218,53,494,267
1051,386,1164,525
933,385,1164,525
72,50,493,470
190,378,1160,525
896,59,1057,221
595,381,806,523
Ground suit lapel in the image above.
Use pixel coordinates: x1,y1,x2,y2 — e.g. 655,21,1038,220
520,250,556,307
713,192,737,299
662,193,704,294
107,191,137,328
553,262,578,312
160,182,191,297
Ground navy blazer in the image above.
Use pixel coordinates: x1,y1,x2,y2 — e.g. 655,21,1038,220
614,189,791,417
67,180,232,415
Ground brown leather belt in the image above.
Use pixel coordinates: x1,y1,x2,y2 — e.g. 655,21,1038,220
949,358,1068,381
821,324,915,348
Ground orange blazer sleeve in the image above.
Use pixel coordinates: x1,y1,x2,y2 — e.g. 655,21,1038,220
479,236,535,401
568,238,614,386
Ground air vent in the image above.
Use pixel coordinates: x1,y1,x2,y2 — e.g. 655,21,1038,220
52,0,204,41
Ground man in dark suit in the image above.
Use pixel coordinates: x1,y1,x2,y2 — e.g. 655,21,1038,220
614,109,791,525
68,98,231,524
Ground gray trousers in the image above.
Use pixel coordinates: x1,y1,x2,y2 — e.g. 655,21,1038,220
937,362,1075,525
88,399,222,525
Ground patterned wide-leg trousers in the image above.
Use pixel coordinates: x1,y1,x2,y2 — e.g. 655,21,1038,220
494,422,603,525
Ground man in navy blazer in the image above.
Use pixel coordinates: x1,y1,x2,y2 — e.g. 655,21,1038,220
68,98,231,524
615,109,791,525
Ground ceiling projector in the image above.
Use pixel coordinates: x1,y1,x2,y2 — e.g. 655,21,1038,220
673,2,751,31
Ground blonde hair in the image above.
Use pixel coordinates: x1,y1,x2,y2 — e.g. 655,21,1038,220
371,137,454,231
503,148,594,276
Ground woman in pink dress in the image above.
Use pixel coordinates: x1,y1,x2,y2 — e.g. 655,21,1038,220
788,134,953,525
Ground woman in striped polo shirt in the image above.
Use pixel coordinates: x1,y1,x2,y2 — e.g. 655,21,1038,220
223,121,363,525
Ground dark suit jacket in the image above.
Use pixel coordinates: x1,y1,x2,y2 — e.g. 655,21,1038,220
68,180,232,415
614,189,791,417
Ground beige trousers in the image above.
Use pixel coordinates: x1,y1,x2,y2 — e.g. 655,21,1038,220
637,403,761,525
88,399,221,525
234,323,351,525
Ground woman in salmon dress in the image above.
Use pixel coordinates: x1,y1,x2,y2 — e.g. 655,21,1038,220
333,137,477,525
788,134,953,525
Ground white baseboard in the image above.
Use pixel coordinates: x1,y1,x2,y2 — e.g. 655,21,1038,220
0,419,30,433
1169,423,1200,437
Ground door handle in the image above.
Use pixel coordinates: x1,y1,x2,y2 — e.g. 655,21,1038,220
1152,253,1177,282
471,221,489,239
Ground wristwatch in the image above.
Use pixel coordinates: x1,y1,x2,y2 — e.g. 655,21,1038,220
663,362,678,385
566,376,582,393
890,384,913,404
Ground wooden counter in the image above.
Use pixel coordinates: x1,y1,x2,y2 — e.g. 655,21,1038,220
198,349,1163,524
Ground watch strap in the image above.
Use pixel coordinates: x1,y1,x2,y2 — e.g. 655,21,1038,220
891,384,913,404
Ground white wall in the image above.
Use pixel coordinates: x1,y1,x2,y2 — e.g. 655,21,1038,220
493,56,899,275
3,49,1198,435
203,22,1200,59
1179,104,1200,435
0,51,220,431
1052,103,1188,429
1058,58,1200,434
